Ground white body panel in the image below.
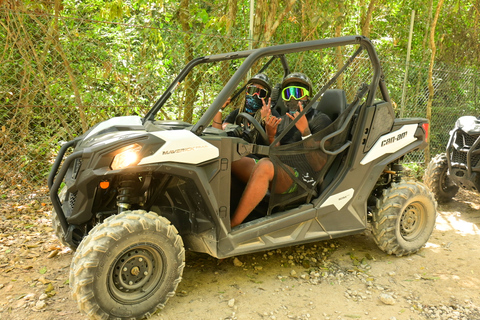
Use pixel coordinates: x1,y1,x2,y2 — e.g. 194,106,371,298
320,188,354,210
139,130,219,165
361,124,418,165
85,116,143,139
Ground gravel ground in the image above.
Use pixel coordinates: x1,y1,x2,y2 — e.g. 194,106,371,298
0,189,480,320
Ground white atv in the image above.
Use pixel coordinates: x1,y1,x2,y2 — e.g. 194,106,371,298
48,35,436,320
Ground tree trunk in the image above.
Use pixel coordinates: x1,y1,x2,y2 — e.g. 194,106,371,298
335,3,344,89
425,0,445,164
263,0,297,44
361,0,377,37
179,0,200,123
252,0,297,46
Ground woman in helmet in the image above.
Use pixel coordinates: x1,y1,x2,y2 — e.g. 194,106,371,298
212,73,279,130
212,73,281,184
231,72,332,227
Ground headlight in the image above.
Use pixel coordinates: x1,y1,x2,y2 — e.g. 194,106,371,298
111,144,142,170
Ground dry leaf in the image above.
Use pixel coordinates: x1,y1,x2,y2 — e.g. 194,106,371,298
47,250,59,259
37,277,51,285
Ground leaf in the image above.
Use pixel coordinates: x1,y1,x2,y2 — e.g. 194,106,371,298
45,283,54,293
39,266,47,274
37,277,51,285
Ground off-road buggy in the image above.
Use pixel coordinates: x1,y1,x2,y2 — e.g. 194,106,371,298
48,36,436,320
424,116,480,202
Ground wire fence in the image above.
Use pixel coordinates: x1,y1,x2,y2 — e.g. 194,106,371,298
1,8,480,202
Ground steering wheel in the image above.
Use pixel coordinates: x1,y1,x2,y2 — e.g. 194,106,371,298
234,112,269,145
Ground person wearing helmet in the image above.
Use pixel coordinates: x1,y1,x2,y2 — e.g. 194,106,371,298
211,73,281,187
230,72,332,228
212,73,279,131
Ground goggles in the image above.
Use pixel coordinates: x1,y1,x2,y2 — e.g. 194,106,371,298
246,85,268,99
281,86,310,101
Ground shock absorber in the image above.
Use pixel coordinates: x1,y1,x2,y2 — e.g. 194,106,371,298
116,178,136,213
391,163,403,183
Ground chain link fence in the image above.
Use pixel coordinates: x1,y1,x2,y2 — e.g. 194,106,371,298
1,8,480,201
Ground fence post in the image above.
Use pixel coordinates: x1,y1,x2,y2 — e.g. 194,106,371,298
400,10,415,118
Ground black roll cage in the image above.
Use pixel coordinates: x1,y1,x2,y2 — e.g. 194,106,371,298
143,35,390,137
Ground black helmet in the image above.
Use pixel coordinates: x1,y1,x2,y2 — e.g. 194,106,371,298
248,73,272,97
281,72,313,93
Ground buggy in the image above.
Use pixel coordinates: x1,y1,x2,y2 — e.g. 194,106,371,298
48,36,436,320
424,116,480,202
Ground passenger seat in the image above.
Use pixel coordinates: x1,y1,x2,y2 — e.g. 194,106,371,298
315,89,347,121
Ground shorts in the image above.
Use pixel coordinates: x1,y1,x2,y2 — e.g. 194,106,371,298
282,168,299,194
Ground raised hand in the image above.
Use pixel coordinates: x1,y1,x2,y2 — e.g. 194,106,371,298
286,101,310,137
260,97,272,119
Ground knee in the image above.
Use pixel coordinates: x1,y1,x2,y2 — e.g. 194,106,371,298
252,158,275,179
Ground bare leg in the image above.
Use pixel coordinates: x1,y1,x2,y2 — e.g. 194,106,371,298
231,158,295,227
231,157,257,184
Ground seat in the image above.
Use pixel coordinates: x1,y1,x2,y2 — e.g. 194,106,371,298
315,89,347,121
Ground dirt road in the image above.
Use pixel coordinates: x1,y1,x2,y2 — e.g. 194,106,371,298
1,189,479,320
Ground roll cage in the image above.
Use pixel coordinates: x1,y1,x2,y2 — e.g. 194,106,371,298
143,35,391,141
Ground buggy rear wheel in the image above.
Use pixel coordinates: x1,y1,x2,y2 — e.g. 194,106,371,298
69,210,185,320
423,153,458,203
371,180,437,256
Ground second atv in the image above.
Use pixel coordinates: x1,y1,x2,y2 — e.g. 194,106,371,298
424,116,480,202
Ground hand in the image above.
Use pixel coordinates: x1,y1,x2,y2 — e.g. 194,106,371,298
221,97,232,110
286,101,310,137
260,98,272,119
264,109,282,139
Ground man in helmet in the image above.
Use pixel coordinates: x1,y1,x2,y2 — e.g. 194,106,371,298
231,72,332,227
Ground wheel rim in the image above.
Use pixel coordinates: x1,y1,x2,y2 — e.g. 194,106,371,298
400,202,425,241
109,244,164,304
440,167,455,192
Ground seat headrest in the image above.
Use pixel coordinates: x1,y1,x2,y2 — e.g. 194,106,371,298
315,89,347,121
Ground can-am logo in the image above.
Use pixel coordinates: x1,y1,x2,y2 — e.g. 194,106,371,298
381,131,407,147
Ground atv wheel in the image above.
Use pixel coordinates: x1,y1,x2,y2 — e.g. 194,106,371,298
371,180,437,256
423,153,459,203
70,210,185,320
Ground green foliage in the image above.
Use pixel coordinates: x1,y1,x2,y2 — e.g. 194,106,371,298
1,0,480,192
403,162,425,181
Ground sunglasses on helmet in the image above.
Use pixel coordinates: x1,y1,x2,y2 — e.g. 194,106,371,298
246,85,268,99
281,86,310,101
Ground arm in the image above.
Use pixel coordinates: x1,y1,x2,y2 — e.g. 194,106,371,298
212,97,231,129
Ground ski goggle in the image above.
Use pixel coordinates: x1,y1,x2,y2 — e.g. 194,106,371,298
246,85,268,99
281,86,310,101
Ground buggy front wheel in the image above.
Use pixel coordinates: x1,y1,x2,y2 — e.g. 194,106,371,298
423,153,458,203
371,180,437,256
69,210,185,320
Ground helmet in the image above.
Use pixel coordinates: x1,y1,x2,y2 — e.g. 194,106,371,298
248,73,272,97
281,72,313,93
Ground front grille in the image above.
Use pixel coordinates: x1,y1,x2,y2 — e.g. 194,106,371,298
72,158,83,179
452,149,467,165
69,191,78,210
454,131,478,148
452,131,480,167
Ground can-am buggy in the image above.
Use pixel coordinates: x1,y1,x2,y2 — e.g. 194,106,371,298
48,36,436,320
424,116,480,202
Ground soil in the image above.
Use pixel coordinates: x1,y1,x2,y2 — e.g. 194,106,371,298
1,189,480,320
